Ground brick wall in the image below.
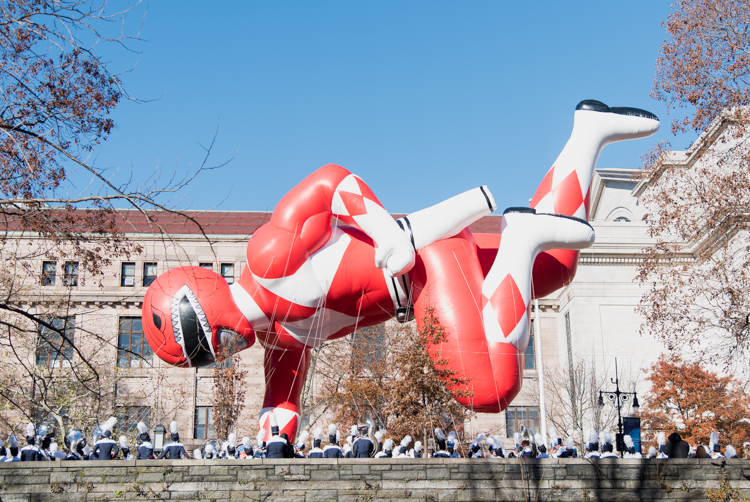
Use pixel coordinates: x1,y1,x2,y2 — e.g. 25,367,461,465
0,458,745,501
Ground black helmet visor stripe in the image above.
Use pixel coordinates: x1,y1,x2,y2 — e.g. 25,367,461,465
178,296,215,367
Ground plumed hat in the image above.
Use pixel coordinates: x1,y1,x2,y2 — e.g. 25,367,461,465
726,445,737,458
601,431,612,445
548,426,559,445
434,428,446,450
383,438,394,451
657,432,666,446
8,435,17,449
101,417,117,434
399,435,412,453
343,443,351,454
535,433,547,454
170,421,179,435
269,412,279,436
119,435,129,449
194,449,202,459
566,436,575,449
25,423,35,438
375,430,384,442
243,437,252,450
486,436,496,450
585,430,599,451
414,441,422,453
648,446,656,458
351,425,358,437
624,434,634,449
205,443,215,455
474,432,486,444
710,431,720,452
447,431,457,448
256,428,266,447
313,427,323,448
137,422,148,434
228,433,237,448
328,424,337,444
296,430,309,450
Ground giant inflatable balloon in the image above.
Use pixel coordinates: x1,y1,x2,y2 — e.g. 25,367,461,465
142,100,659,440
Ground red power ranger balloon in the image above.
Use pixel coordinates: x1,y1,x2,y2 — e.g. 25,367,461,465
143,100,659,441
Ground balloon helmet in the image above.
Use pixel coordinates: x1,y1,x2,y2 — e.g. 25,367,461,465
142,267,255,367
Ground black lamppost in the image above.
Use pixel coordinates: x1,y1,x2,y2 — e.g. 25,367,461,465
598,358,640,458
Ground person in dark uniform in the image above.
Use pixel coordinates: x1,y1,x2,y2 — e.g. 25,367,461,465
447,431,461,458
20,423,44,461
157,421,190,459
135,422,154,460
265,412,290,459
308,428,324,458
374,439,393,458
470,433,486,458
433,429,450,458
519,438,534,458
352,424,374,458
412,441,423,458
323,424,344,458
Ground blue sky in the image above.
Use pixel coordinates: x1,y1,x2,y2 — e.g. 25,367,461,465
90,1,690,214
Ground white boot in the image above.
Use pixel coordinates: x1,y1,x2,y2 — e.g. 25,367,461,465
532,100,660,218
481,208,595,347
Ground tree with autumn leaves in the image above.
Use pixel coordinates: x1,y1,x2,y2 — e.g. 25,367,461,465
640,354,750,448
311,309,471,451
637,0,750,375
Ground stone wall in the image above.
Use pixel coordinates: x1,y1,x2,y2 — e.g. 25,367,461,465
0,458,745,501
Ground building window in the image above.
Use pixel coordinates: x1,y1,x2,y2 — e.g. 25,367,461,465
115,406,151,435
41,261,56,286
352,324,386,370
143,263,157,287
506,406,540,438
63,262,79,287
221,263,234,284
117,317,152,368
36,318,75,368
121,262,135,287
525,334,535,370
194,406,215,439
199,263,213,271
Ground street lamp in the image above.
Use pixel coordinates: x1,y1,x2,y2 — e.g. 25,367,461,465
598,358,640,458
153,424,166,453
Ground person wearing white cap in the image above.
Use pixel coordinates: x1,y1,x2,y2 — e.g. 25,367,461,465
623,435,641,459
265,412,290,458
535,434,549,459
135,422,154,460
253,428,266,458
393,436,411,458
374,438,393,458
157,421,190,459
91,418,119,461
584,430,600,459
19,423,44,461
294,430,309,458
710,432,725,459
656,432,668,459
433,429,450,458
119,436,134,460
323,424,344,458
5,435,19,462
600,432,617,458
308,428,324,458
352,420,375,458
447,431,460,458
239,437,254,459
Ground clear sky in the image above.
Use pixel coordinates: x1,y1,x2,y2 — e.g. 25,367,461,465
90,1,691,214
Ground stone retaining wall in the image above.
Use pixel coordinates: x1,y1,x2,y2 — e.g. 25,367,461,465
0,458,746,501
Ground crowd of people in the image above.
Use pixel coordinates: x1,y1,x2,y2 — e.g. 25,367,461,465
1,412,746,462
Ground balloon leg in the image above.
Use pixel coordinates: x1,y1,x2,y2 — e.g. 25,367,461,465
258,346,311,442
529,101,660,297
